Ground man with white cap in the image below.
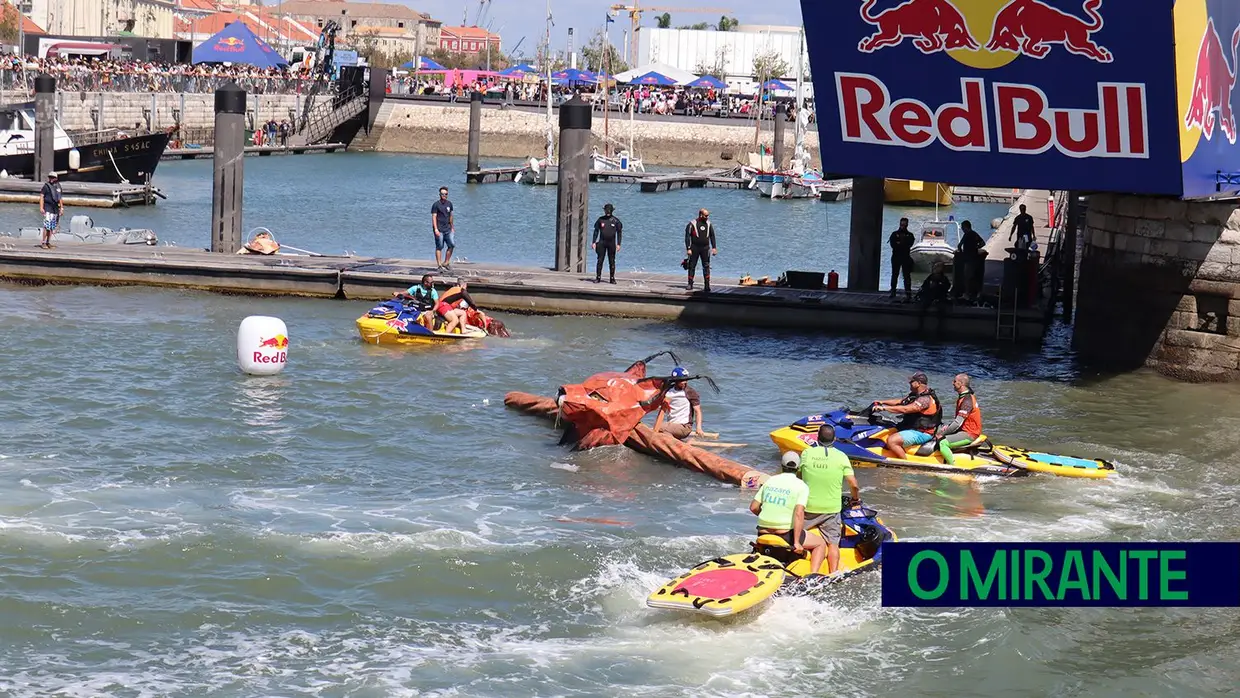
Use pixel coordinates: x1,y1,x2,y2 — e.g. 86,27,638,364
39,171,62,249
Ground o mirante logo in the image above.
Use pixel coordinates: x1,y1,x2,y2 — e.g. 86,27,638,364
881,542,1240,607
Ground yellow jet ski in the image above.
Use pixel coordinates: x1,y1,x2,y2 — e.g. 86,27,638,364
770,408,1115,479
647,499,895,618
356,300,487,345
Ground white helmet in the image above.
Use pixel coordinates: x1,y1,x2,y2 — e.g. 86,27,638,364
780,451,801,472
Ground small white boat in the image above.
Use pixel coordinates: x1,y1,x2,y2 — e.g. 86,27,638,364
752,169,829,199
515,156,557,185
591,147,644,173
910,220,959,271
1,214,158,245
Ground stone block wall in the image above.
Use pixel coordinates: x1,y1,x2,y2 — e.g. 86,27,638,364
1075,193,1240,381
375,102,821,169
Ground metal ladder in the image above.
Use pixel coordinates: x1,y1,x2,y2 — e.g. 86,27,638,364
996,283,1019,341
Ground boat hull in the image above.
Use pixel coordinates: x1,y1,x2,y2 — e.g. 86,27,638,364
0,132,169,184
356,316,487,345
885,179,953,206
754,172,822,199
910,242,955,270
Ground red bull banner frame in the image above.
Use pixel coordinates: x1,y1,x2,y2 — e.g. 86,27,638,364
802,0,1240,199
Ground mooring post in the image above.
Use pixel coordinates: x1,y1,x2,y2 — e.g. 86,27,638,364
772,103,786,171
554,95,592,273
211,82,246,254
466,90,483,174
847,176,886,290
33,74,55,181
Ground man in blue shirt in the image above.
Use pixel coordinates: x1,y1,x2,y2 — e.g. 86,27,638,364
431,186,455,271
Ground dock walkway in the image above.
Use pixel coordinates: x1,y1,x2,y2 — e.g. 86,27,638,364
0,242,1046,343
0,179,162,208
161,143,347,160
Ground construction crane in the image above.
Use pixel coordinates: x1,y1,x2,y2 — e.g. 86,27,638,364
608,3,731,64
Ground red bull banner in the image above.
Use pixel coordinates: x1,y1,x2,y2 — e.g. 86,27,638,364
802,0,1229,197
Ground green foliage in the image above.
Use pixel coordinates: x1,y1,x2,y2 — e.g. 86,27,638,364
655,13,671,28
752,49,790,81
581,29,628,74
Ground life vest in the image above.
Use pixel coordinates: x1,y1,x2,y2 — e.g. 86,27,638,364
440,286,470,308
899,388,941,433
957,390,983,438
409,285,437,309
688,219,713,245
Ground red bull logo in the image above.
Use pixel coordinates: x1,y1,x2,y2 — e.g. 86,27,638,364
859,0,1112,63
216,36,245,53
256,334,288,350
1183,17,1240,145
385,319,408,331
841,0,1144,159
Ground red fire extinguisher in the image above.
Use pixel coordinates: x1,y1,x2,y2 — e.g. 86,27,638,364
827,270,839,290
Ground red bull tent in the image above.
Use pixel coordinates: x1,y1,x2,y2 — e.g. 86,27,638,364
193,21,289,69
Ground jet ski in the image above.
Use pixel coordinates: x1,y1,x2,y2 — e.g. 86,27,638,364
647,498,895,618
770,407,1115,479
356,299,487,345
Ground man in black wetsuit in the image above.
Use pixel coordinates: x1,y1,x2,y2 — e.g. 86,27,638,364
1010,204,1035,258
592,203,623,284
888,217,915,301
684,208,717,293
954,220,988,303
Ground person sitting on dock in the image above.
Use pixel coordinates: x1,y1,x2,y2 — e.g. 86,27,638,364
238,230,280,255
798,424,861,574
915,261,952,310
39,171,62,249
750,455,825,576
933,373,983,466
395,274,439,312
872,372,942,460
652,367,706,439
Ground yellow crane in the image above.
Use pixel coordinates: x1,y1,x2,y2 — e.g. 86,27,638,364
608,3,732,66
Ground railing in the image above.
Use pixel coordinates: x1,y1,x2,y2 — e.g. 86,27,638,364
295,85,365,145
0,69,321,96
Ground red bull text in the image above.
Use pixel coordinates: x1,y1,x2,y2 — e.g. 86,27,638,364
801,0,1212,196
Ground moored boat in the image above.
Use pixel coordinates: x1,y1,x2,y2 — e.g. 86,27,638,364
0,102,169,184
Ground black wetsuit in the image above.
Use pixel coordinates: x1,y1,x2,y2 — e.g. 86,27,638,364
955,226,987,299
593,214,623,282
684,218,717,291
889,227,915,297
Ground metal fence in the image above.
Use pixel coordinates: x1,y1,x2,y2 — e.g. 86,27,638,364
0,69,316,95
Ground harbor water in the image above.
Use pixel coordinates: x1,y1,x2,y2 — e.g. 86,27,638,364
0,154,1238,696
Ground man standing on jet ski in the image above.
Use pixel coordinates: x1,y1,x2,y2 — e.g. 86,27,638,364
798,424,861,574
871,371,942,460
933,373,983,466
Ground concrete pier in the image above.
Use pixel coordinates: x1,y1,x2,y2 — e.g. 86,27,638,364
554,96,591,274
211,84,246,254
466,90,482,175
33,74,55,181
847,176,885,290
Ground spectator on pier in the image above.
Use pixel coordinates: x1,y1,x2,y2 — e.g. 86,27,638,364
431,186,456,271
39,171,62,249
592,203,622,284
684,208,717,293
1010,204,1035,257
888,217,915,301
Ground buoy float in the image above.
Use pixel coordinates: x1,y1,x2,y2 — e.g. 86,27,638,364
237,315,289,375
68,148,80,170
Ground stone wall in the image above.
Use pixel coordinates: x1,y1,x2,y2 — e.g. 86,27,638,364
1,91,302,136
375,102,822,169
1075,193,1240,381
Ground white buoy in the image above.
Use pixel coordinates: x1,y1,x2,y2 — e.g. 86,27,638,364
237,316,288,375
68,148,80,170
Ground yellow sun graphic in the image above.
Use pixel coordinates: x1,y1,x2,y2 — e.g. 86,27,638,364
1175,0,1209,163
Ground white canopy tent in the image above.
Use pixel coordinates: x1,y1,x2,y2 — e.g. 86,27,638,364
612,62,698,85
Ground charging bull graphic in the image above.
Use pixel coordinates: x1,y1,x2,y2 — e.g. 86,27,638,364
857,0,979,54
554,351,718,450
984,0,1112,63
1184,17,1240,145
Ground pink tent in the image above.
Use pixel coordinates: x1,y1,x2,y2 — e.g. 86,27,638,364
418,69,501,88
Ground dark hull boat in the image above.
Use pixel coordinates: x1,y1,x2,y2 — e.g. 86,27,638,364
0,131,169,184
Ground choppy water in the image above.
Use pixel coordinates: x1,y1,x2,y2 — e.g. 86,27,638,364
1,281,1239,696
0,152,1007,283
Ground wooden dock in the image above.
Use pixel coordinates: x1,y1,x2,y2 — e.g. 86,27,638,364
0,242,1047,343
0,179,163,208
161,143,348,160
466,166,525,184
637,169,746,193
955,186,1021,203
818,180,855,202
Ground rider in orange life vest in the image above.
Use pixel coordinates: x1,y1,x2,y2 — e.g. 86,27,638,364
933,373,983,466
871,371,942,459
652,367,705,439
435,279,483,333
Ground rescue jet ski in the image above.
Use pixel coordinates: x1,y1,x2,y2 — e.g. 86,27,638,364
647,497,895,619
769,407,1115,479
356,298,488,345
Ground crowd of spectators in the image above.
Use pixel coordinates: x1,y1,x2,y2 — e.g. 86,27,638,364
0,55,314,94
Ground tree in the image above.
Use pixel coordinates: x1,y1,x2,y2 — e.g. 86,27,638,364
694,45,729,79
676,22,710,30
0,4,19,45
352,29,384,66
752,49,790,81
656,13,671,28
717,16,739,31
581,28,628,74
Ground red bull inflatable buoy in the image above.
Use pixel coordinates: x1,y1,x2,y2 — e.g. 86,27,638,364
238,316,288,375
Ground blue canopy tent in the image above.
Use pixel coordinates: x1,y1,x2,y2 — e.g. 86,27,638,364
761,78,794,92
499,63,537,75
628,71,678,86
686,75,726,89
402,56,446,71
192,21,288,68
552,68,595,84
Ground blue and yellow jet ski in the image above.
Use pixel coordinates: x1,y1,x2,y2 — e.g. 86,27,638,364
646,498,896,618
770,408,1115,479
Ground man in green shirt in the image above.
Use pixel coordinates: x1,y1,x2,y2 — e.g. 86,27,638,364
798,425,861,574
749,457,826,576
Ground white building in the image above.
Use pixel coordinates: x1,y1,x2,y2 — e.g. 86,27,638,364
636,25,811,93
29,0,176,39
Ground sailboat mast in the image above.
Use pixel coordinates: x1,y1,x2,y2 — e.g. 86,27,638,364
545,0,554,161
793,27,805,168
603,19,610,157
